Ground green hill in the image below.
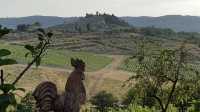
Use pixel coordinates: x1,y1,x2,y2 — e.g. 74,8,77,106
51,13,130,32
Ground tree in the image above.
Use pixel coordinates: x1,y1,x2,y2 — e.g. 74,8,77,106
86,23,91,32
77,27,82,34
0,26,10,37
31,22,42,31
33,22,41,27
96,11,100,16
17,24,30,32
125,41,200,112
140,27,176,37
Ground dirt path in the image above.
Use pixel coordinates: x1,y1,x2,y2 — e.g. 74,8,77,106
87,55,131,96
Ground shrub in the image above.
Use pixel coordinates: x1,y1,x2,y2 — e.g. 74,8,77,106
108,104,155,112
123,88,138,106
17,92,36,112
90,91,118,112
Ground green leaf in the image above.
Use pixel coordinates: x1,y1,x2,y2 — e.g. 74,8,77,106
0,84,15,93
0,93,17,111
8,93,17,106
0,94,10,103
37,34,44,41
36,42,43,49
0,94,10,108
37,28,45,34
24,45,34,53
47,32,53,38
14,88,25,93
0,58,17,66
0,28,10,38
0,49,11,57
25,52,29,58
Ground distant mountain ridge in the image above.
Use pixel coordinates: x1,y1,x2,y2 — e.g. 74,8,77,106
1,15,200,32
121,15,200,32
0,16,66,28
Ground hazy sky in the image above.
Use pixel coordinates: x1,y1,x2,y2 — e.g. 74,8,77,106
0,0,200,17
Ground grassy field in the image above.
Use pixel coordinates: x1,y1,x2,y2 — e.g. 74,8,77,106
3,64,128,99
0,41,130,100
0,42,112,71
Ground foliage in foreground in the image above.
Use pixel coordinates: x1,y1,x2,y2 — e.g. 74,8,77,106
0,28,53,111
122,39,200,112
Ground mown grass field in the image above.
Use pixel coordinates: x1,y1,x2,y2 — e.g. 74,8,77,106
0,42,112,71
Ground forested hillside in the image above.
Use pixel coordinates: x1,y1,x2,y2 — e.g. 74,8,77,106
122,15,200,32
